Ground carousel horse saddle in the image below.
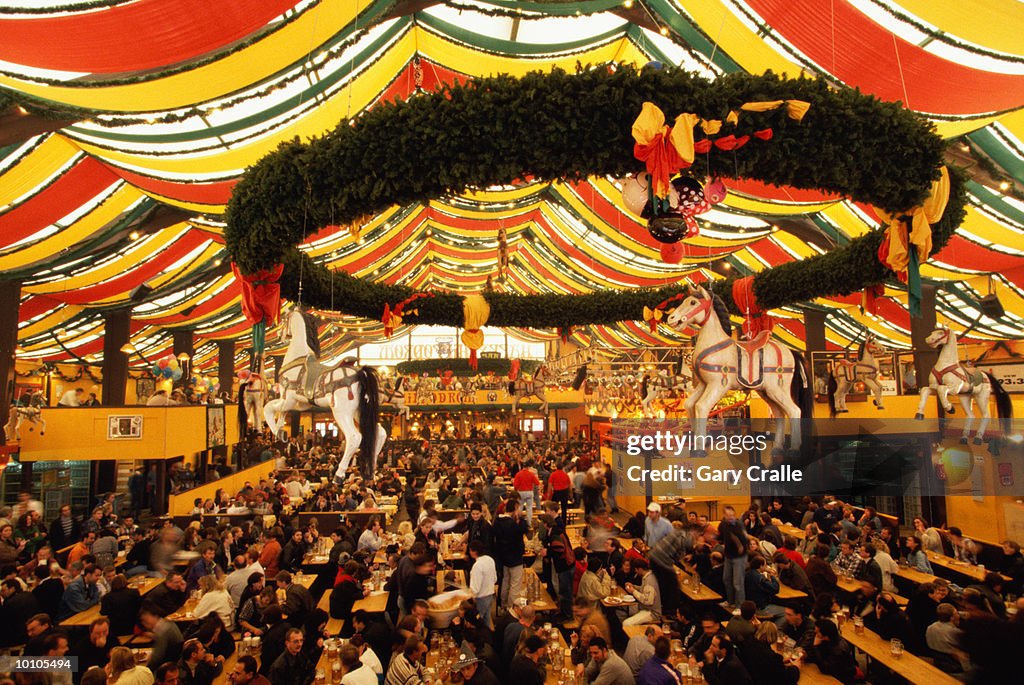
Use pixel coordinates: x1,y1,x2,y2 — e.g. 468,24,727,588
735,332,772,389
302,355,330,397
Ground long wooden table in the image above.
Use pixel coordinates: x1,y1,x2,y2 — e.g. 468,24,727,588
677,569,723,602
60,576,164,628
351,590,388,613
925,550,1011,583
775,581,809,601
841,622,960,685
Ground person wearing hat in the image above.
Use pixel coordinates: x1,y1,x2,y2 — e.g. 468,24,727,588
450,642,499,685
644,503,672,548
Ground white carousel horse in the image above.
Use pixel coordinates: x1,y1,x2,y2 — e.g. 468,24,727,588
827,334,887,416
666,284,810,455
239,372,268,432
641,369,691,416
509,364,550,413
914,325,1012,443
262,307,386,482
4,391,46,441
380,377,411,420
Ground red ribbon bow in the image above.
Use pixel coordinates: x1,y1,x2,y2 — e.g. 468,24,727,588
232,263,284,326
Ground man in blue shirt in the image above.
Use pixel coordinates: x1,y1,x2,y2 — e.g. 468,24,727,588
644,503,672,548
637,636,681,685
60,564,102,619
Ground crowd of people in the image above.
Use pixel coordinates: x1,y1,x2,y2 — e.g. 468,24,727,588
1,434,1023,685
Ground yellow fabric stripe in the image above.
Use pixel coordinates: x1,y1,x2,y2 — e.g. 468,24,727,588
0,136,80,207
133,286,239,321
0,1,368,112
723,190,839,215
23,224,189,293
891,0,1024,57
0,185,142,270
959,205,1024,249
674,0,803,77
66,30,641,179
19,304,84,339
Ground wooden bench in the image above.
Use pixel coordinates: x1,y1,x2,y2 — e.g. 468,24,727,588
317,589,345,635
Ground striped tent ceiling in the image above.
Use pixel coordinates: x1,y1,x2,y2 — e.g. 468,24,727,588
2,0,1023,373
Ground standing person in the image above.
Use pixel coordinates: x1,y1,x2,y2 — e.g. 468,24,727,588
644,503,672,548
141,603,184,667
468,541,497,630
58,387,83,408
718,506,748,608
492,499,528,611
546,462,573,522
541,513,576,622
49,504,81,550
513,462,541,527
647,521,691,618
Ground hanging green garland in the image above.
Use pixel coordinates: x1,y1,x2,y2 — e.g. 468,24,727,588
225,64,964,330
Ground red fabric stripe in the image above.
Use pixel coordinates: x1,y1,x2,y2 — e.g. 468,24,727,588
39,321,146,362
727,178,840,204
107,166,237,206
0,159,120,250
0,0,299,74
746,0,1024,115
934,236,1024,273
18,295,63,323
50,231,207,304
374,59,466,105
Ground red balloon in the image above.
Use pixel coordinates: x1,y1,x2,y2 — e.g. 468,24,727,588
660,242,684,263
157,358,169,369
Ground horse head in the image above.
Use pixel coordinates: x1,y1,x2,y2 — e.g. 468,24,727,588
862,334,887,358
925,326,954,349
665,284,714,332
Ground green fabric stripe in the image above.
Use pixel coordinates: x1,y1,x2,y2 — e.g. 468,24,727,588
967,128,1024,187
966,180,1024,228
646,0,742,72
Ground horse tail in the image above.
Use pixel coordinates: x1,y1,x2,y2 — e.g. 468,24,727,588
790,350,814,418
827,373,839,419
357,367,381,481
572,365,588,391
238,382,249,435
987,372,1013,433
507,381,516,396
394,376,405,393
641,374,649,399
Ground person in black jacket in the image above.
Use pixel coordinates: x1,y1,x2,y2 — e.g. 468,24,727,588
32,564,65,621
0,578,39,647
804,620,857,685
269,628,315,685
279,529,308,574
507,634,546,685
492,501,528,612
48,505,81,552
100,574,141,636
72,617,113,684
259,606,290,677
177,638,223,685
329,561,365,636
701,634,753,685
739,622,798,685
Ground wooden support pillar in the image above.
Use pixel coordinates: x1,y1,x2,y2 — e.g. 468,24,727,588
0,280,21,444
172,329,195,389
803,309,827,355
911,284,938,391
102,309,131,406
217,340,235,400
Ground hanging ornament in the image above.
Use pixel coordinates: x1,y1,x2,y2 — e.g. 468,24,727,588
660,242,684,263
497,227,509,282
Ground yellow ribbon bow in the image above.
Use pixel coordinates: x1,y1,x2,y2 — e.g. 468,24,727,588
461,294,491,369
632,102,699,198
643,306,664,332
876,165,950,274
739,99,811,121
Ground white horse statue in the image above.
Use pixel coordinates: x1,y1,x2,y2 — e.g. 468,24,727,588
666,284,810,455
262,307,386,482
509,365,550,413
239,371,268,433
4,391,46,441
914,325,1012,443
827,334,887,416
380,376,411,420
641,369,691,416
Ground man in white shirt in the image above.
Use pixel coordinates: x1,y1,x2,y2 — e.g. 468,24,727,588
225,555,254,607
57,388,83,407
285,477,303,500
340,644,376,685
468,540,497,630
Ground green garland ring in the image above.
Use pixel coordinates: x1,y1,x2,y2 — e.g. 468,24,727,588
225,64,965,331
